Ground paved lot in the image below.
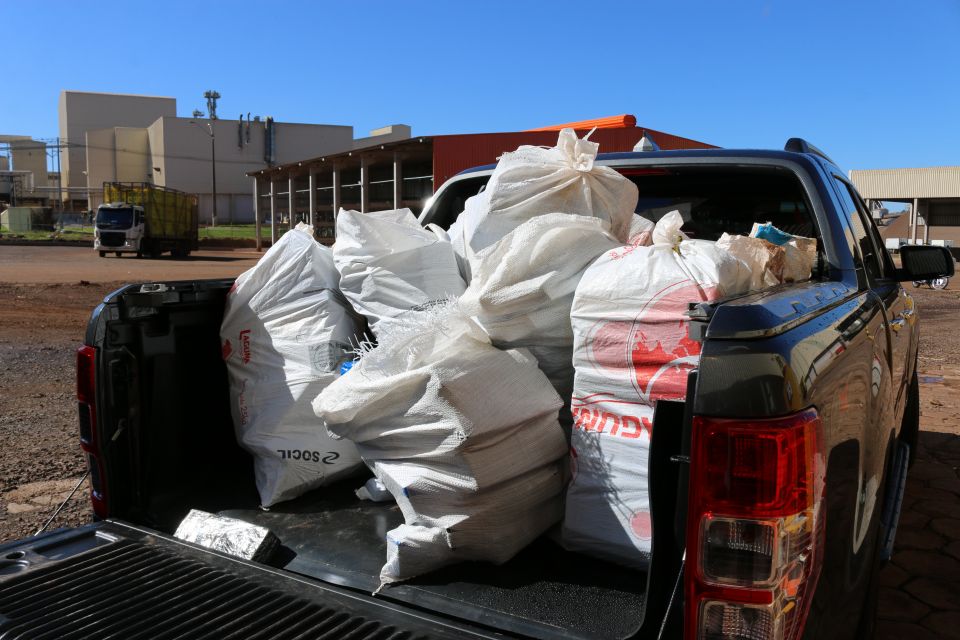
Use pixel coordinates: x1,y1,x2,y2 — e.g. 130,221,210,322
0,245,261,284
0,245,958,637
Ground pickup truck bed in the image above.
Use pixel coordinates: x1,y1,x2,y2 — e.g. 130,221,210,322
19,145,952,639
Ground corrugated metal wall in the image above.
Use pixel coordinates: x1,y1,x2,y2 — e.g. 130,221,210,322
850,166,960,199
432,127,716,188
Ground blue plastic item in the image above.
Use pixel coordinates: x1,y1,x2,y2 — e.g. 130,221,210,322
339,360,357,375
752,223,793,246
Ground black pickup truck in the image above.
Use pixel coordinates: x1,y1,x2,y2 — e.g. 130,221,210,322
1,140,953,640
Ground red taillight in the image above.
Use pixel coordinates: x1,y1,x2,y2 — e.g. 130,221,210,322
77,345,108,518
685,409,825,640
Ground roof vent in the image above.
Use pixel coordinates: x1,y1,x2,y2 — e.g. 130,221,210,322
633,132,660,152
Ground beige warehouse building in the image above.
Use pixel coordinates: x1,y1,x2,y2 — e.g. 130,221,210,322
850,166,960,248
61,91,390,222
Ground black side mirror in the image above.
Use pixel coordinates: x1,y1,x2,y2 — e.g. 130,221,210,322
897,245,955,282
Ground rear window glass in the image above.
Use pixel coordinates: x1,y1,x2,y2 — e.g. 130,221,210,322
625,166,814,241
428,165,816,244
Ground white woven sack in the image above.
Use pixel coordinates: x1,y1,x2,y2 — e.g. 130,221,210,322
333,208,466,333
562,211,751,568
459,213,621,426
459,128,638,258
313,305,567,586
221,224,364,507
379,461,565,587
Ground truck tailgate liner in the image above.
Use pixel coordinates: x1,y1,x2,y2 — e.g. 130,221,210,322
220,481,647,640
0,523,488,640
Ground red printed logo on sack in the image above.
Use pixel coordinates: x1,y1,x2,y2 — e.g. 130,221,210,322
221,339,233,360
585,280,719,404
239,329,251,364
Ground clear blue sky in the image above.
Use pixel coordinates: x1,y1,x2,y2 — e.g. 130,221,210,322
2,0,957,171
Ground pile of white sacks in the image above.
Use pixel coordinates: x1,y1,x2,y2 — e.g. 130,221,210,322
221,129,817,587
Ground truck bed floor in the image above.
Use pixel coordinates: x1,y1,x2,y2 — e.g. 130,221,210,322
219,479,647,640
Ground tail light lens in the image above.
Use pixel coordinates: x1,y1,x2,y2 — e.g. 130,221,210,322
686,409,825,640
77,345,108,518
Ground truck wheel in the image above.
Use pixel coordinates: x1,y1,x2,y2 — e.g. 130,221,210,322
115,252,122,258
98,251,106,258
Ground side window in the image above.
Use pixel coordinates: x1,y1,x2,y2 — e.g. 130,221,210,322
847,185,897,278
833,177,884,282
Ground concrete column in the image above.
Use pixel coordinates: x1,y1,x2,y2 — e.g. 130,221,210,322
308,170,316,230
911,198,919,244
270,180,277,245
393,153,403,210
923,202,931,244
288,177,295,231
360,158,369,213
253,178,262,252
332,164,341,218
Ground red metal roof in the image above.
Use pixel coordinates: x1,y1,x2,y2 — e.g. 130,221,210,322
432,127,717,188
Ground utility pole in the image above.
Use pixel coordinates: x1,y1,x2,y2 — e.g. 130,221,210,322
189,121,218,227
210,125,218,227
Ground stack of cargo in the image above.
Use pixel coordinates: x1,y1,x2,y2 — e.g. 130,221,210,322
456,129,639,430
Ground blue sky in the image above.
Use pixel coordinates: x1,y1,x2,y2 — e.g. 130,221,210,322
2,0,957,172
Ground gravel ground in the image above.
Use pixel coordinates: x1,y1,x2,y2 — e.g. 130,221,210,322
0,270,958,637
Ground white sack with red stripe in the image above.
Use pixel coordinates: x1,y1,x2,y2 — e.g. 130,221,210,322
221,224,365,508
562,211,751,568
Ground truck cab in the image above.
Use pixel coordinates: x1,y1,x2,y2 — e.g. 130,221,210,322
94,202,145,257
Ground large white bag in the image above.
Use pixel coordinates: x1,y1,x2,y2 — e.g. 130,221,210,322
562,211,751,567
459,213,621,419
221,224,365,507
458,128,638,259
313,305,567,587
333,208,466,333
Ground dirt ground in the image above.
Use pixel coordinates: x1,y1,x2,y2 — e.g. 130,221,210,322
0,246,958,637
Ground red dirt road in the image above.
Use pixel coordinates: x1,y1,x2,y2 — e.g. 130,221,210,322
0,245,261,284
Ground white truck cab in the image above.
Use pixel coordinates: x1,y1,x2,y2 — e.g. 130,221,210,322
94,202,145,257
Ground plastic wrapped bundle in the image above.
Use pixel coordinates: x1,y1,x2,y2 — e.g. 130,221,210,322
221,224,365,507
562,211,751,568
333,208,466,333
313,304,567,588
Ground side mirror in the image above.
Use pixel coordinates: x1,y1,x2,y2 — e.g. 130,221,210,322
897,245,955,282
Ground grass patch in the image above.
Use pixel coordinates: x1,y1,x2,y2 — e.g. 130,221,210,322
199,225,293,241
0,226,94,242
200,224,256,240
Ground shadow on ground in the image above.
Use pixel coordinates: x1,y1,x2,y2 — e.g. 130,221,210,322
875,430,960,639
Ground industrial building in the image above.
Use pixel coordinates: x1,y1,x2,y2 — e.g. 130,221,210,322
247,116,715,246
850,166,960,247
0,135,54,207
59,91,399,222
